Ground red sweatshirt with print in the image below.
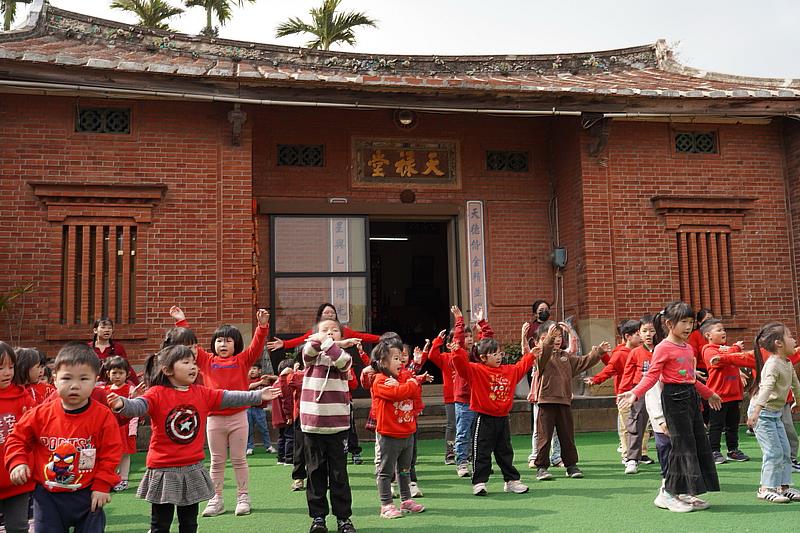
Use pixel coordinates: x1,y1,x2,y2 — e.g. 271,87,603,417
702,344,755,402
451,347,535,417
0,384,36,499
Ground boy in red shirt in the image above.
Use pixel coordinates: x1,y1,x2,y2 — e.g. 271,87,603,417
701,318,754,464
5,342,122,533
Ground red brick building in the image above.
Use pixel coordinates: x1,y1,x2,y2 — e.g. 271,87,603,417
2,1,800,386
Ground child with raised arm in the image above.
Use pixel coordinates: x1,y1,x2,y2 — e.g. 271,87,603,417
451,321,536,496
746,322,800,503
108,345,281,532
5,343,123,533
370,336,431,518
425,329,457,465
534,322,610,480
701,318,754,464
170,306,270,517
100,356,142,491
619,301,722,511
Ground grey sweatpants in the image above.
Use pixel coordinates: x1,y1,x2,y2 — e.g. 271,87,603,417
376,433,414,504
782,402,799,461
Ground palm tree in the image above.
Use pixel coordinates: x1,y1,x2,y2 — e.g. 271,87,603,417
184,0,255,37
2,0,32,31
275,0,377,51
110,0,184,31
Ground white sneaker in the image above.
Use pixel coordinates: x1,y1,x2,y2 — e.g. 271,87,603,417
616,445,623,453
246,448,254,456
678,494,710,510
202,495,225,517
409,482,423,498
472,482,487,496
234,493,251,516
624,460,639,475
457,462,470,477
757,487,790,503
528,459,537,469
503,480,529,494
654,488,693,512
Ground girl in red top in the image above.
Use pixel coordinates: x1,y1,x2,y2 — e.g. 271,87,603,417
266,303,381,352
687,309,713,372
89,318,138,385
101,356,142,492
370,336,431,519
0,341,36,533
426,330,457,465
12,348,54,405
620,301,723,510
169,305,269,518
108,345,281,533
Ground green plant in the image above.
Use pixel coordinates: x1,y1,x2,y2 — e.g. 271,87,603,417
0,281,35,345
184,0,255,37
111,0,184,31
2,0,32,31
502,342,522,365
275,0,377,51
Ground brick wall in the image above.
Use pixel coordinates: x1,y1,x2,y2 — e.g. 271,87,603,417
784,119,800,327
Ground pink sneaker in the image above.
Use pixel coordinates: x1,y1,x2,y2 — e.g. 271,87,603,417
380,503,403,519
400,499,426,513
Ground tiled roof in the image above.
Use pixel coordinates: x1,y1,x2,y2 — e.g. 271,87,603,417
1,1,799,101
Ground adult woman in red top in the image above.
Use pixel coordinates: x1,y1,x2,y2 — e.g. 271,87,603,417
266,303,380,352
88,318,139,385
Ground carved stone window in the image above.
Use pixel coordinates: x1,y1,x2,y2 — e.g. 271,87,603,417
675,132,717,154
486,150,529,172
76,108,131,134
277,144,325,167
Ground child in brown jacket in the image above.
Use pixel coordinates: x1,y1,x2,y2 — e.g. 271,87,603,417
533,321,610,480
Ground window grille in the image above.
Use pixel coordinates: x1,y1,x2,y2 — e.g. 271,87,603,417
675,132,717,154
676,230,733,317
75,108,131,134
277,144,325,167
486,150,529,172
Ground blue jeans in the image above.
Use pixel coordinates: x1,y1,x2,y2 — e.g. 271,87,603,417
751,405,791,488
247,406,272,450
454,402,476,464
528,403,562,463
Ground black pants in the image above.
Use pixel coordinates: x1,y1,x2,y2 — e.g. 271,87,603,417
278,424,295,463
292,419,307,480
661,384,720,496
535,403,578,468
346,402,362,456
708,399,741,452
304,430,352,519
150,503,199,533
471,413,520,484
33,485,105,533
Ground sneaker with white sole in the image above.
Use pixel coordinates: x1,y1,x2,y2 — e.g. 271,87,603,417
654,489,693,512
457,462,470,478
624,460,638,475
565,466,584,478
292,479,305,491
409,482,423,498
504,480,529,494
400,499,425,513
245,448,254,456
780,486,800,501
712,451,727,464
727,450,749,462
235,494,251,516
640,455,655,465
757,487,790,503
791,460,800,473
202,495,225,517
266,446,278,454
472,482,487,496
678,494,710,510
528,459,537,469
380,503,403,519
536,468,553,481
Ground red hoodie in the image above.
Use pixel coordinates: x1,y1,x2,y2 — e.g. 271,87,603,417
176,318,268,416
272,373,297,428
372,372,423,438
590,344,631,394
5,399,122,493
619,345,653,392
451,347,535,417
0,384,36,499
688,329,708,371
702,344,755,402
427,337,455,403
452,317,493,404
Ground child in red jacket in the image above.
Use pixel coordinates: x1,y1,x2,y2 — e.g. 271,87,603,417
370,336,431,518
100,356,142,492
0,341,35,533
701,318,754,464
5,342,123,533
272,358,297,466
451,322,537,496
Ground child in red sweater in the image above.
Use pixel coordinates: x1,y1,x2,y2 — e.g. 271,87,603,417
272,358,297,465
700,318,754,464
12,347,54,405
425,330,457,465
0,342,35,533
89,317,138,385
451,322,536,496
101,356,142,492
370,336,431,518
5,342,122,533
170,305,269,517
109,344,281,533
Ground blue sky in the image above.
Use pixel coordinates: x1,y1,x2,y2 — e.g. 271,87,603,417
13,0,800,78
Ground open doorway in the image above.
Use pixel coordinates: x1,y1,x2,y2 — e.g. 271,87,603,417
369,220,452,368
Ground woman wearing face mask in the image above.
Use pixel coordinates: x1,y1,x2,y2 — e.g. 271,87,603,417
526,301,552,345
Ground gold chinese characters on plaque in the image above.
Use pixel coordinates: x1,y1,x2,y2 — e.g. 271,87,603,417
353,139,459,189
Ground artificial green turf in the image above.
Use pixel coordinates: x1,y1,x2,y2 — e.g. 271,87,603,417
105,426,800,532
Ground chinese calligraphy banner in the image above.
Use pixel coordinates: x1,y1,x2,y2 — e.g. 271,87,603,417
330,218,350,324
466,201,488,319
353,139,459,188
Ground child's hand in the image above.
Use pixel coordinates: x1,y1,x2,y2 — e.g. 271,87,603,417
422,338,431,353
262,374,279,384
337,338,359,348
169,306,185,322
437,329,447,340
266,338,285,351
106,393,123,411
355,340,363,353
446,341,460,353
293,362,301,372
9,465,29,485
260,386,282,402
718,345,730,352
91,491,111,512
256,309,270,327
582,377,594,385
660,423,669,436
307,331,327,343
362,365,375,376
708,393,722,411
747,405,761,427
596,341,612,354
413,346,423,364
521,322,531,340
709,355,721,366
279,367,293,377
473,307,484,323
415,372,434,384
734,340,745,350
616,391,636,409
384,377,399,387
450,305,462,320
130,382,146,398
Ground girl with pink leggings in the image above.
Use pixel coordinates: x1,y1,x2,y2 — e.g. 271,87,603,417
170,306,270,518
